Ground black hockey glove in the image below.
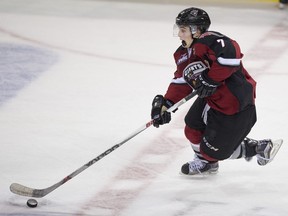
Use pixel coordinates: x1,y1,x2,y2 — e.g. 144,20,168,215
151,95,174,128
183,61,208,86
194,71,221,98
183,60,220,98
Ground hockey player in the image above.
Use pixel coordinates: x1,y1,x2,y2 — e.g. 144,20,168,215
151,7,283,175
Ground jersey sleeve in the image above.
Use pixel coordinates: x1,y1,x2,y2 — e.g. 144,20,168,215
164,67,193,103
164,46,193,103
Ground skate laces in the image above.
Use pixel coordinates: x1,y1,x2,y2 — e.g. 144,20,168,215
258,140,272,154
188,158,207,173
257,139,273,164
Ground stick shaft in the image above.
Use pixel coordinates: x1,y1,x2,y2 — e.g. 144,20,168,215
10,91,197,198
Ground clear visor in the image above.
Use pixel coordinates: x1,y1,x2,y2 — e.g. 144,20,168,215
173,24,198,37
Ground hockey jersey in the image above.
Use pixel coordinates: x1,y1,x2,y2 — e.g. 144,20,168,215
164,31,256,115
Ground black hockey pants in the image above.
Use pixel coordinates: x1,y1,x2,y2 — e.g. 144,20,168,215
185,97,257,160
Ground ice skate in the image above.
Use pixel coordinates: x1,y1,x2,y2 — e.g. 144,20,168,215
256,139,283,166
181,157,219,175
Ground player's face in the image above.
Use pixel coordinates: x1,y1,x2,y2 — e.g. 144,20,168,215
177,26,193,48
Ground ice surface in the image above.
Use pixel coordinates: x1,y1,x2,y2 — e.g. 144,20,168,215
0,0,287,215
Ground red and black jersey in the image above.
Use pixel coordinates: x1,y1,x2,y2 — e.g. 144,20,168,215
164,31,256,115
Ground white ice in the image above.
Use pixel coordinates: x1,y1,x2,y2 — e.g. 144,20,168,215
0,0,288,215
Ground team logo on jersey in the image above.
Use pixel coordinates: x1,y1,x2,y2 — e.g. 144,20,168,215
177,53,188,65
183,61,207,83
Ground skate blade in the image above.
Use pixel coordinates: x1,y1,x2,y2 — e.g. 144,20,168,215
269,139,283,162
179,169,218,178
257,139,283,166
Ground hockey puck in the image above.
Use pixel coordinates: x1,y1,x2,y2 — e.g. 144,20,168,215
26,199,38,208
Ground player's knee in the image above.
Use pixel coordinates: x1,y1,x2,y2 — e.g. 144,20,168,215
184,126,203,144
184,126,231,161
201,148,230,161
200,136,231,160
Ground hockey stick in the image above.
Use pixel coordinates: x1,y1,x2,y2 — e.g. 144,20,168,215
10,91,198,198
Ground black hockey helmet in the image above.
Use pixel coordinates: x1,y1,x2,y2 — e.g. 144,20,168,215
176,7,211,33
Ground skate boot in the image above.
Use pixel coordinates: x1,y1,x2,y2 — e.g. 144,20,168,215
181,157,219,175
255,139,283,166
243,137,258,162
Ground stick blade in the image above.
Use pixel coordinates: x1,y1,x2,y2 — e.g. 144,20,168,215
10,183,45,198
